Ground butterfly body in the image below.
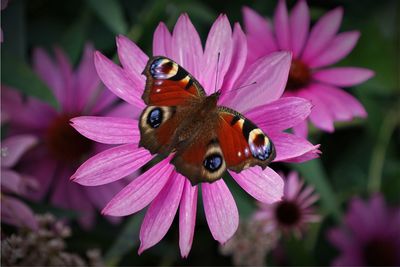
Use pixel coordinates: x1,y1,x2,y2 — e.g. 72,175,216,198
139,56,275,185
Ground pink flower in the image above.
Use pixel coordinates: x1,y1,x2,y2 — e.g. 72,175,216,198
1,44,135,229
254,172,320,237
328,194,400,266
1,134,38,230
71,14,319,257
243,0,375,136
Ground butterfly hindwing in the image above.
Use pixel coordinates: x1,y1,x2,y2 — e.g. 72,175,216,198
142,56,206,106
139,105,178,155
217,107,276,172
171,137,227,185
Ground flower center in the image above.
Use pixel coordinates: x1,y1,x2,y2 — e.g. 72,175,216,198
46,114,93,163
275,200,301,226
363,238,398,266
285,59,311,91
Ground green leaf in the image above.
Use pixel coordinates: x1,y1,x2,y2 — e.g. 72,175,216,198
1,53,59,109
292,159,341,222
60,12,90,65
86,0,128,34
104,212,144,266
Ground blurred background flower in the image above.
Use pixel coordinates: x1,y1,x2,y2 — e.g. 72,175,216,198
254,172,320,237
2,44,135,229
1,134,38,230
1,0,398,265
328,194,400,266
243,0,374,136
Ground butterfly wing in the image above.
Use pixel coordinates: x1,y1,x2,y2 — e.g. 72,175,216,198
139,56,207,154
142,56,206,106
217,107,276,172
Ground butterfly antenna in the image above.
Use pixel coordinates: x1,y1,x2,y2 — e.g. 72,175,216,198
214,52,221,93
224,81,257,95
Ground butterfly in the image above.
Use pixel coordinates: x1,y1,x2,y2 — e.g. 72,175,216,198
139,56,276,185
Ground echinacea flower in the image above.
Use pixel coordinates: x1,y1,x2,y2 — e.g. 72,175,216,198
254,172,320,237
243,0,375,136
328,194,400,266
71,14,320,257
1,134,38,230
1,44,134,229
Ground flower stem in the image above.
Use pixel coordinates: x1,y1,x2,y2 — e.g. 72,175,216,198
367,106,399,193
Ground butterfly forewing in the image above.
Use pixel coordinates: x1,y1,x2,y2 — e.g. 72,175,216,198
142,56,206,106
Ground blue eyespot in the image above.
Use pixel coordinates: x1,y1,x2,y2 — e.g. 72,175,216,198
250,143,272,161
147,108,163,128
203,154,223,172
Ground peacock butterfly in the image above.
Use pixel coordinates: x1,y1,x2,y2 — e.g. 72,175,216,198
139,56,276,185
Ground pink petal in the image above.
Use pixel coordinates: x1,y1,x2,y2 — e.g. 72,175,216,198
222,52,292,113
292,120,309,138
274,0,291,51
32,47,64,103
284,172,301,200
200,14,233,94
270,131,320,162
116,35,148,81
230,167,284,204
244,97,312,132
298,86,335,132
89,87,119,115
19,150,57,200
309,31,360,68
301,7,343,63
74,43,100,111
70,116,139,144
85,180,127,211
313,67,374,87
328,228,355,252
102,158,174,216
202,179,238,243
179,180,198,258
1,169,22,194
139,172,185,253
71,145,152,186
153,22,173,57
242,6,278,64
2,87,56,131
1,135,37,168
94,51,145,109
308,84,353,121
51,173,95,230
220,23,247,101
104,101,142,119
1,196,38,230
317,85,367,118
289,0,310,58
171,14,203,78
54,46,75,112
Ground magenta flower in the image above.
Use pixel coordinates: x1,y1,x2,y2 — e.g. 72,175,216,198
71,14,319,257
328,194,400,266
1,44,134,229
1,134,38,230
243,0,375,136
254,172,320,237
